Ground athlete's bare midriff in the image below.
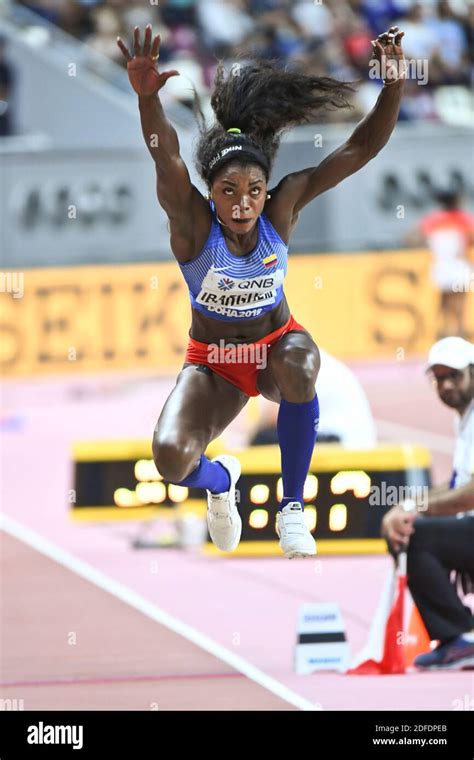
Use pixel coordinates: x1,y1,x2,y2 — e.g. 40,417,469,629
189,295,291,344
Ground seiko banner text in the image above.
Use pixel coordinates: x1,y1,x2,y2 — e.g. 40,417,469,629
1,250,473,376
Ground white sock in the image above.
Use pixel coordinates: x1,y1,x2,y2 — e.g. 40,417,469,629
461,632,474,642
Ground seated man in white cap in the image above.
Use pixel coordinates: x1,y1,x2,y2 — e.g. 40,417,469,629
381,337,474,670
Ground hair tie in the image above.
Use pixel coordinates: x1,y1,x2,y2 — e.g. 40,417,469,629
226,128,242,134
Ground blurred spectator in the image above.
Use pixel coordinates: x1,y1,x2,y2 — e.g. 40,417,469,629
121,1,161,32
249,0,290,14
357,0,411,36
392,2,438,61
0,35,15,137
405,190,474,339
84,6,127,65
291,0,335,42
159,0,197,29
462,2,474,73
12,0,474,124
381,337,474,671
18,0,66,26
340,13,373,77
427,0,469,85
247,11,307,62
197,0,254,56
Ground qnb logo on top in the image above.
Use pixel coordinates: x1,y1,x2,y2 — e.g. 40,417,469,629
197,268,285,318
218,277,235,291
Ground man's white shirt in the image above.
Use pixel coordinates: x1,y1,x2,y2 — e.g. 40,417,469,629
452,399,474,516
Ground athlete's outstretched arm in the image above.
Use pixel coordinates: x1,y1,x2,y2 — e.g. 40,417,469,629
274,27,407,217
117,25,207,262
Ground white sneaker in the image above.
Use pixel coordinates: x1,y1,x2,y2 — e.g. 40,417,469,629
206,455,242,552
276,502,317,559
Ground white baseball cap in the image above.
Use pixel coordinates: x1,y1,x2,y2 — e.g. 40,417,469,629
427,337,474,371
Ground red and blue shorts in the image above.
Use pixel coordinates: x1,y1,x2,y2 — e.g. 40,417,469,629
183,314,306,397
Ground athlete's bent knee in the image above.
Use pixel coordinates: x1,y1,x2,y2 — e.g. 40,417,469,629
152,434,202,483
272,345,319,400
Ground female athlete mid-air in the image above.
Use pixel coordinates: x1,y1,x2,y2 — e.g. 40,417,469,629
117,24,406,558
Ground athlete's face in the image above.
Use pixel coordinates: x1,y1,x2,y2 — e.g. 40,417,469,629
210,163,267,233
430,364,474,412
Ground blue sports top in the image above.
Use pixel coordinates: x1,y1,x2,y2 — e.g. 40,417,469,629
178,200,289,322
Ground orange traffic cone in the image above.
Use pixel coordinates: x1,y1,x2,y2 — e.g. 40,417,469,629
378,567,407,674
348,553,407,675
404,602,432,668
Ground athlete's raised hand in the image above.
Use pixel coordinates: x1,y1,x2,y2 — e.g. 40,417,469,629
371,26,406,85
117,24,180,97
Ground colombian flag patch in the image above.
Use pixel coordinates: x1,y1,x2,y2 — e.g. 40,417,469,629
262,253,277,268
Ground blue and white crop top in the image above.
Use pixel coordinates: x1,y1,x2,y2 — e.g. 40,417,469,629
178,200,289,321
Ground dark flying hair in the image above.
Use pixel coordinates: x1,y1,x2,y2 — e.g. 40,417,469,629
192,55,356,188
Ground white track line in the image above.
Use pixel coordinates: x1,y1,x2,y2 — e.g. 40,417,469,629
0,514,316,712
376,419,454,454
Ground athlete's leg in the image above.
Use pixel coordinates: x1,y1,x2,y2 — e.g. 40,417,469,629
257,330,320,511
257,328,319,403
152,363,249,488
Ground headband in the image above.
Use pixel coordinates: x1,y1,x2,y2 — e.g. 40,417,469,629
207,127,269,178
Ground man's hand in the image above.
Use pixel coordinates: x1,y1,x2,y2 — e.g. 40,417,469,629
381,505,416,552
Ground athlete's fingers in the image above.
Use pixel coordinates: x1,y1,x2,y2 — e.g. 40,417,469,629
150,33,161,60
143,24,152,57
378,31,394,46
133,26,141,57
371,39,384,56
116,37,132,61
394,31,405,46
